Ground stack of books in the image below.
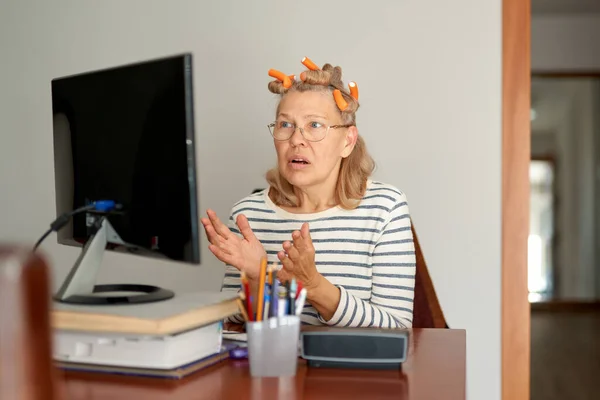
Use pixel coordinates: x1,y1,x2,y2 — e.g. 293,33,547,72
52,291,242,379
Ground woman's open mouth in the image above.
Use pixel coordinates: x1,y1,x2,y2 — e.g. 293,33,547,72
288,157,311,169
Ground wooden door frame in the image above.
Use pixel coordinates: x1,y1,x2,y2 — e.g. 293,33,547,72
502,0,530,399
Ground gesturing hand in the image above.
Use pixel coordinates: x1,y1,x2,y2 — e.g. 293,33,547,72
276,223,322,290
201,209,266,281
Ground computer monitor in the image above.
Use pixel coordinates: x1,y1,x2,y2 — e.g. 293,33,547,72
50,54,199,304
51,53,200,264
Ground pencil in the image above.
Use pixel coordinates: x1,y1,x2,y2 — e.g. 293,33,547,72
255,257,267,321
268,265,273,288
241,272,253,321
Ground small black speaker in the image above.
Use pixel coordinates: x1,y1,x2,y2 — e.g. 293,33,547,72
300,327,409,369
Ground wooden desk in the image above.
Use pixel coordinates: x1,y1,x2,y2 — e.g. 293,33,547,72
59,328,465,400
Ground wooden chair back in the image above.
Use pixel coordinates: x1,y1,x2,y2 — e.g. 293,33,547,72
0,245,60,400
411,224,448,328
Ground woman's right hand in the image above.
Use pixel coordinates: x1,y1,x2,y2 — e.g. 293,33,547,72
201,209,266,281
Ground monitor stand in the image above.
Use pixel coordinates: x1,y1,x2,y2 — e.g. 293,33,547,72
53,216,175,305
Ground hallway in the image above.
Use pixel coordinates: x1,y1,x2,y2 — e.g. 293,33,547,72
531,309,600,400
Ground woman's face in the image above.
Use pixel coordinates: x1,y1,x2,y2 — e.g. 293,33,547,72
273,90,357,191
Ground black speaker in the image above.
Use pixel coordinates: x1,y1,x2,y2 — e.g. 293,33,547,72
300,327,409,369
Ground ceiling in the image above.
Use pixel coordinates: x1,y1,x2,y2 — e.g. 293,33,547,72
532,0,600,15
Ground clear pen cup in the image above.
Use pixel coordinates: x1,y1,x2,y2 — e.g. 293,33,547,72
245,315,300,377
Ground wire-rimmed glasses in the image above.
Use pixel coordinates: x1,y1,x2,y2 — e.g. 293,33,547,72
267,120,353,142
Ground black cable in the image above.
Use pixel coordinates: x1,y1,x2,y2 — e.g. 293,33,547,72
32,204,95,251
33,201,121,252
33,228,53,251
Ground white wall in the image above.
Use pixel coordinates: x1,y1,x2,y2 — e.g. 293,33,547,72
0,1,502,399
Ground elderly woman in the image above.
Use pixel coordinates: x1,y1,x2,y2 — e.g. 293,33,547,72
201,57,416,329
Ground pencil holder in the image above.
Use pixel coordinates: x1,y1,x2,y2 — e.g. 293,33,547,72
246,315,300,377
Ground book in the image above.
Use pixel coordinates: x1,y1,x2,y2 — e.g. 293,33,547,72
56,341,241,379
222,331,248,342
54,321,225,369
52,291,241,335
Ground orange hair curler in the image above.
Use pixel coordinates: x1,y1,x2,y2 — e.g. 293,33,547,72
300,72,307,81
301,57,319,71
348,81,358,100
333,89,348,111
268,69,292,88
288,74,296,81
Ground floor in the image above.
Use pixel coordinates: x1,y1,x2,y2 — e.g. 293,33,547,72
530,309,600,400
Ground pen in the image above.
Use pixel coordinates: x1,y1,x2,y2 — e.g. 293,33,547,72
277,285,287,317
256,258,267,321
263,292,270,320
295,288,307,316
296,281,303,299
289,278,297,315
270,277,279,317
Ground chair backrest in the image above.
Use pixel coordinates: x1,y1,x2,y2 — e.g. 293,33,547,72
411,223,448,328
0,245,60,400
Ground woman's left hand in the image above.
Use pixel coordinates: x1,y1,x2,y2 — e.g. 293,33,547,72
276,222,322,290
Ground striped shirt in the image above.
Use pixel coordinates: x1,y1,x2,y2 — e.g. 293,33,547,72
221,180,416,329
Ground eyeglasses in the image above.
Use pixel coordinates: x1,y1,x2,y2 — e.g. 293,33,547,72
267,120,353,142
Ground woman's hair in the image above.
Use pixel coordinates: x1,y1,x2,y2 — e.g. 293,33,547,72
265,61,376,210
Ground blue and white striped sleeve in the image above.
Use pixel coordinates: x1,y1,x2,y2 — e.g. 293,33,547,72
220,209,245,324
319,193,416,328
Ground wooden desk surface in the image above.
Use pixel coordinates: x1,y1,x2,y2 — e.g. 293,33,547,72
59,328,465,400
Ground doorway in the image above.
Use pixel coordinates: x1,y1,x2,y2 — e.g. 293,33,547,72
528,157,555,302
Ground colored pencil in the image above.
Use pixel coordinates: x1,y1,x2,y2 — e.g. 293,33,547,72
255,258,267,321
241,272,253,321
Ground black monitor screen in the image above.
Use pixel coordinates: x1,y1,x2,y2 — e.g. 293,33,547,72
51,54,200,264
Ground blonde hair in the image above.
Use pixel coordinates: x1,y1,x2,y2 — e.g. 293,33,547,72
265,62,375,210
